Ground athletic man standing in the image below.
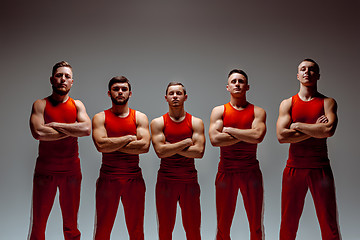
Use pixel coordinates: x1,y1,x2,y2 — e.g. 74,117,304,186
29,61,91,240
151,82,205,240
276,59,341,240
92,76,150,240
209,69,266,240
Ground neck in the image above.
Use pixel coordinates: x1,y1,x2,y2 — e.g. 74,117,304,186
230,95,248,110
298,84,318,101
168,106,186,122
111,103,130,117
50,93,69,103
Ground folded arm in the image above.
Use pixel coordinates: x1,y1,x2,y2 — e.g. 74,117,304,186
120,111,150,154
30,99,68,141
209,105,240,147
150,117,193,158
92,112,136,153
47,100,91,137
222,106,266,144
290,98,337,138
178,117,205,159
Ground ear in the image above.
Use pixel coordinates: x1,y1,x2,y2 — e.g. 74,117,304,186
50,76,54,85
246,84,250,91
107,90,111,97
184,94,188,101
165,95,168,101
297,73,300,80
129,91,132,98
226,84,230,92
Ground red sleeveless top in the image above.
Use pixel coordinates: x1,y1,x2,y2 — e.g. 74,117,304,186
287,94,329,168
36,97,80,175
101,108,141,178
219,102,259,173
158,112,197,182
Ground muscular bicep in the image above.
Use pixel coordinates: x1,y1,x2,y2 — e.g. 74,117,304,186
192,118,206,148
323,98,338,136
250,107,266,142
135,112,150,142
92,112,108,146
30,99,66,140
150,118,166,147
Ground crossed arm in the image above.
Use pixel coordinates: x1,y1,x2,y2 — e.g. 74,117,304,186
276,97,338,144
30,99,91,141
92,111,150,154
209,105,267,147
150,116,205,159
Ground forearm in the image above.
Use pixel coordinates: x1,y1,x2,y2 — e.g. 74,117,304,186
224,128,264,144
210,132,239,147
179,145,204,158
155,140,191,158
49,122,91,137
277,128,311,143
292,122,333,138
94,136,134,153
120,139,150,154
31,125,68,141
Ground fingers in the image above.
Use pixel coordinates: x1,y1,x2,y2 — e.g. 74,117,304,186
316,115,328,123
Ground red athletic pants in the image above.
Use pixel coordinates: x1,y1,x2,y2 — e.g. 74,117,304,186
28,173,82,240
156,180,201,240
280,166,341,240
215,168,264,240
94,175,145,240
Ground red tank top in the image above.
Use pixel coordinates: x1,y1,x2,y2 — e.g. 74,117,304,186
219,102,259,173
36,97,80,175
101,108,141,178
287,94,329,168
158,112,197,182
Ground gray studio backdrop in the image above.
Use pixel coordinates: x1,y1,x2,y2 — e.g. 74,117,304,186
1,0,359,239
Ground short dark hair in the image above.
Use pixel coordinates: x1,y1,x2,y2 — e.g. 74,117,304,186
300,58,320,74
165,82,186,95
108,76,131,91
228,69,249,83
52,61,72,77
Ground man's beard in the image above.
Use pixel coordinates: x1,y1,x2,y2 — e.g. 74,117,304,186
52,86,70,96
111,95,129,105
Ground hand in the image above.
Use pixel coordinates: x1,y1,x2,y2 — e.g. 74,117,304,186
290,122,299,130
222,127,231,133
316,115,329,123
127,135,137,142
184,138,194,147
45,122,58,128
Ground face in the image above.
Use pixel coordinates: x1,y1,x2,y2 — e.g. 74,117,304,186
297,61,320,86
226,73,249,95
108,82,132,105
50,67,73,96
165,85,187,107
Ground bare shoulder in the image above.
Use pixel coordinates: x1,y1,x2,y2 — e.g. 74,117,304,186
135,110,149,120
191,115,204,128
93,111,105,122
74,99,86,110
210,105,225,118
150,116,164,129
324,96,337,106
32,99,46,113
279,97,292,111
135,110,149,125
253,105,266,116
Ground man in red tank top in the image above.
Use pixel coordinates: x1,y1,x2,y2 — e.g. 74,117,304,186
276,59,341,240
209,69,267,240
29,61,91,240
92,76,150,240
151,82,206,240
